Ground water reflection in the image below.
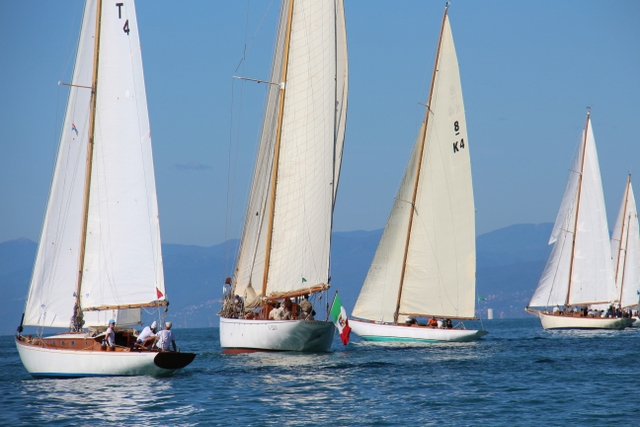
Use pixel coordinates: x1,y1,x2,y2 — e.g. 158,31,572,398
18,376,201,425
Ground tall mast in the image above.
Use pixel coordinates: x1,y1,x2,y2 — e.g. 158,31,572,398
614,174,632,298
393,3,449,324
564,108,591,309
262,0,296,297
72,0,102,331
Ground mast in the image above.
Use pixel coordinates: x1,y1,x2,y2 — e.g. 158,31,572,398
262,0,296,297
564,108,591,309
393,3,449,324
72,0,102,331
614,174,632,301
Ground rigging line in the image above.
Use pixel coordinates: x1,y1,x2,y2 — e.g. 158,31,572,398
234,0,277,73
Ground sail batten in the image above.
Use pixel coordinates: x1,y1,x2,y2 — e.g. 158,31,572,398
352,12,476,324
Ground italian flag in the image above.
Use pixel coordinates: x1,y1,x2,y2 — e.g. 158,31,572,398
330,294,351,345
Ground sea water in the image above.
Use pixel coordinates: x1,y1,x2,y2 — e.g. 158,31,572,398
1,318,640,426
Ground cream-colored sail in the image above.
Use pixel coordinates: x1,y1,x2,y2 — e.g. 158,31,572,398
611,177,640,308
23,0,165,329
232,0,348,300
352,12,475,323
529,115,616,308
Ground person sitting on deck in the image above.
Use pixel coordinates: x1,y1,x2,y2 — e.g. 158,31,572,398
405,316,417,326
427,316,438,328
155,322,177,352
444,318,453,329
135,321,157,349
299,294,314,320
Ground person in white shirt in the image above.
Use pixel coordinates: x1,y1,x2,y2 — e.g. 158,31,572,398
155,322,177,352
135,321,157,349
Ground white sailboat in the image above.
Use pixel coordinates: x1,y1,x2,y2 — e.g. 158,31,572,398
15,0,195,376
349,5,487,343
610,175,640,324
218,0,348,352
526,110,634,330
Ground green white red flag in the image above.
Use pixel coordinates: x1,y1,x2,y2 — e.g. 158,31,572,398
330,294,351,345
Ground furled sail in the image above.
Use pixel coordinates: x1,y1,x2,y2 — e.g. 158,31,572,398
352,13,475,323
233,0,348,299
610,178,640,308
529,117,616,308
24,0,165,328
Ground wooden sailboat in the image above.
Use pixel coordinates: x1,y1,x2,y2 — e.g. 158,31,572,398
218,0,348,352
610,175,640,324
349,5,487,343
526,110,634,330
15,0,195,377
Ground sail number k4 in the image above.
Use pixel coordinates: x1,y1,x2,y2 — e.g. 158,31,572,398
115,3,130,35
452,120,465,153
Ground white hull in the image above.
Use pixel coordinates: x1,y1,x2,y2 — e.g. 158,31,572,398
535,312,635,330
16,334,194,377
350,319,488,343
219,317,335,353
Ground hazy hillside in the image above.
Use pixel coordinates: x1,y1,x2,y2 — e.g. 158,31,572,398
0,223,554,335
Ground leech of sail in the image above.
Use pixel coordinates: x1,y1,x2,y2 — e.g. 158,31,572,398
393,3,449,324
73,0,103,330
261,0,296,297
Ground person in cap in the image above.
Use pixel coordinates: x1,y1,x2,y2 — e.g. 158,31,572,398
155,321,177,352
135,321,157,349
104,319,116,348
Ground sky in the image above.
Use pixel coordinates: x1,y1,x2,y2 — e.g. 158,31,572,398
1,1,639,247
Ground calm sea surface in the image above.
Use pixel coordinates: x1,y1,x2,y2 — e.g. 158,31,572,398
2,318,640,426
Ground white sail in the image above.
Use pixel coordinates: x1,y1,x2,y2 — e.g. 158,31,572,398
233,0,347,299
611,178,640,308
23,0,164,328
352,14,475,322
529,116,616,308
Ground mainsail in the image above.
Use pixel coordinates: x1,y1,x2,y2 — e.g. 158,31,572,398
529,114,616,308
23,0,165,329
352,10,475,324
610,176,640,308
232,0,348,300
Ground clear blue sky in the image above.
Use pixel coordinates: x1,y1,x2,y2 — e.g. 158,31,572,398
1,1,639,247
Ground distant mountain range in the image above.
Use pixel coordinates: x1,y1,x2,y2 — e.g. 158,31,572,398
0,223,553,336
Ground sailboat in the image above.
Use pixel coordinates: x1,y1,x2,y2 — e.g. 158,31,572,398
526,110,634,330
349,5,487,343
15,0,195,377
218,0,348,353
610,175,640,324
